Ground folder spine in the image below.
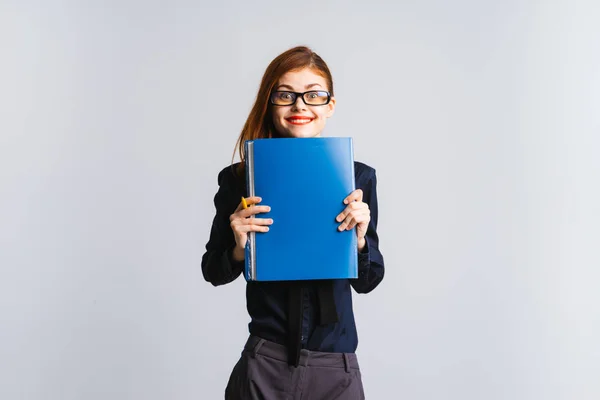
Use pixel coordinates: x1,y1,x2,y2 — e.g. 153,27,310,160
245,140,256,281
348,139,358,276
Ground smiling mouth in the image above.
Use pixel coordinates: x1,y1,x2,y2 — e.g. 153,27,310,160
285,117,314,125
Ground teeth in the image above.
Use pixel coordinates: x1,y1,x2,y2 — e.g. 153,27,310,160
288,119,311,123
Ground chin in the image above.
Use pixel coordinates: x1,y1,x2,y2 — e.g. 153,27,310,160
274,121,323,138
287,127,321,138
291,132,315,138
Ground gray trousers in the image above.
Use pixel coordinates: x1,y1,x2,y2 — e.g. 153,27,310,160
225,335,365,400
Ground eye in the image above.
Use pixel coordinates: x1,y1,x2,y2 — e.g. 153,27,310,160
303,91,329,105
277,92,293,100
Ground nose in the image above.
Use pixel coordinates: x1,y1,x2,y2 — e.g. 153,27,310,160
291,95,307,111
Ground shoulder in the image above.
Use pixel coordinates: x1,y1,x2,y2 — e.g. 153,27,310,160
216,162,243,184
216,162,246,194
354,161,377,186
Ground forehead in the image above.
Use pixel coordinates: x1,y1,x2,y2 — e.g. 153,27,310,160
277,68,328,89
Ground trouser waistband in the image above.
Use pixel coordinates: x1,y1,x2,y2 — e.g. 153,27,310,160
243,335,360,371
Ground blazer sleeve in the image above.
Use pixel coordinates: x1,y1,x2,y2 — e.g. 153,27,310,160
350,169,385,294
201,168,245,286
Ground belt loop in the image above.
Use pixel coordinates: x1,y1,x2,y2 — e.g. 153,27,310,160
252,338,266,357
343,353,350,373
302,350,309,367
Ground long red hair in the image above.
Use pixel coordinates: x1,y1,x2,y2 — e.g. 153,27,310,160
232,46,334,176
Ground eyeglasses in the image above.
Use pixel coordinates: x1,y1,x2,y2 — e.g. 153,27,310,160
270,90,331,106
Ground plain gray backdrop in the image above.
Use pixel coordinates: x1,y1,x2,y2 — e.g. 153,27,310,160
1,1,599,399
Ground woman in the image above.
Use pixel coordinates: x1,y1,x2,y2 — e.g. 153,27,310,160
201,46,385,399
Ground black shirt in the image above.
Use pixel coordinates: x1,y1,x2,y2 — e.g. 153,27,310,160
201,161,385,355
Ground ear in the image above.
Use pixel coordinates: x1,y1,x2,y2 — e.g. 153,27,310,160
326,96,336,118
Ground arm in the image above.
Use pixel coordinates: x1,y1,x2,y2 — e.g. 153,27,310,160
350,171,385,294
201,169,245,286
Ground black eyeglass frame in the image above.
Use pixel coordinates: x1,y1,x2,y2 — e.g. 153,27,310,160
269,90,332,106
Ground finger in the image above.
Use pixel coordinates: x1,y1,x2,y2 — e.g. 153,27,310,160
231,205,270,221
231,217,273,231
237,224,270,233
338,210,370,231
346,213,370,230
239,205,271,218
244,196,263,206
335,201,367,222
241,217,273,226
343,189,363,205
235,196,262,212
338,212,356,231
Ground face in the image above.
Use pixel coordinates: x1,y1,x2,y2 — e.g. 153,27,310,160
271,68,336,138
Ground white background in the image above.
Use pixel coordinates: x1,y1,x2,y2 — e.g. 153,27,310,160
1,1,599,399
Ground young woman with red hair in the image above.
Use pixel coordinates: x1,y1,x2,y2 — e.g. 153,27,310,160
202,46,385,399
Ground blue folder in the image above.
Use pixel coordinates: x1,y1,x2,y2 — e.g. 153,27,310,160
244,137,358,281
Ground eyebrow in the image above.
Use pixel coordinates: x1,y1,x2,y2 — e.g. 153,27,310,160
276,83,323,90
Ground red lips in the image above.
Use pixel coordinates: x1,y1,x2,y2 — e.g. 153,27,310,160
285,116,314,125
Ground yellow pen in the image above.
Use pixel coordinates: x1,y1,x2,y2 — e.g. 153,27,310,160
241,196,248,209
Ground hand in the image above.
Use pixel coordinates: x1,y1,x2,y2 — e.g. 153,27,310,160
336,189,370,251
230,196,273,261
